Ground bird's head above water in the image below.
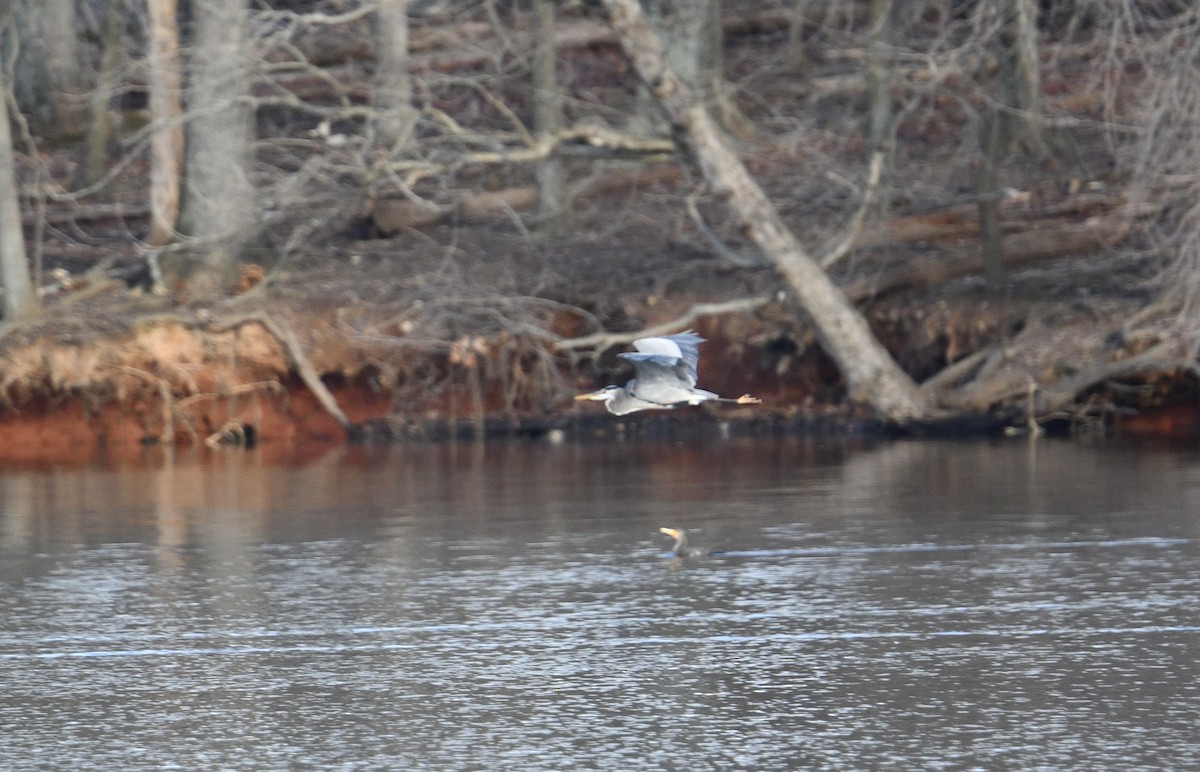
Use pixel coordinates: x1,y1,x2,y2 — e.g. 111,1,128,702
659,526,688,556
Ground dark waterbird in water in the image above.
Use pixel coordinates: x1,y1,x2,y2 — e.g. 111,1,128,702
575,331,761,416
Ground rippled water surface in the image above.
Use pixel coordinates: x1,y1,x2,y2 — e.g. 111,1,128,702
2,438,1199,769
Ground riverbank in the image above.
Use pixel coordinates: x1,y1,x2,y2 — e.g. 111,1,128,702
5,2,1197,462
0,216,1192,466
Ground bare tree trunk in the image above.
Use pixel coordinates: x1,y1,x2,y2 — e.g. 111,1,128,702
83,0,124,186
984,0,1044,156
973,0,1044,291
787,0,817,71
8,0,84,135
176,0,257,296
600,0,928,422
1008,0,1043,153
41,0,84,135
863,0,891,156
977,105,1006,290
146,0,184,247
0,79,38,321
372,0,414,149
532,0,565,233
42,0,81,86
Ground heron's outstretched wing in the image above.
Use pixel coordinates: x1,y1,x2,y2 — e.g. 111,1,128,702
624,331,705,386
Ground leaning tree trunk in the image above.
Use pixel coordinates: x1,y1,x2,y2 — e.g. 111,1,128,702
0,74,38,321
645,0,722,102
636,0,737,133
600,0,928,422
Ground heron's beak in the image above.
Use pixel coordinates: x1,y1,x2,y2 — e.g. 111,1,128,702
659,527,681,539
575,390,607,401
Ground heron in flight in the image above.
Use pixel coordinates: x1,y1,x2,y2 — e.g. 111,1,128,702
574,331,761,416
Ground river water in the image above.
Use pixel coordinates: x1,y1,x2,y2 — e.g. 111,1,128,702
1,437,1198,770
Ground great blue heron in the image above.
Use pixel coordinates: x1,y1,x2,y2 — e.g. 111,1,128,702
574,331,761,416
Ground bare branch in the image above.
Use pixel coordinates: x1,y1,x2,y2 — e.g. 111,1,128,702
684,192,766,268
554,297,772,353
819,151,883,270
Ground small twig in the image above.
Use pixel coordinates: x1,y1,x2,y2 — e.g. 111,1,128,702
467,79,535,146
381,124,675,179
819,151,883,270
684,192,767,268
176,380,284,409
256,4,375,28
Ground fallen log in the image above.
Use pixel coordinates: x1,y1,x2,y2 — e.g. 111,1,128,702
369,186,539,234
853,192,1125,249
844,204,1149,302
369,161,682,234
21,202,151,228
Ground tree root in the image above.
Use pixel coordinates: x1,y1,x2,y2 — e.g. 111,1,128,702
1034,343,1197,415
114,364,193,444
208,311,352,431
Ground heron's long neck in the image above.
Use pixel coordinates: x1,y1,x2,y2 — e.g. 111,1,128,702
672,532,687,555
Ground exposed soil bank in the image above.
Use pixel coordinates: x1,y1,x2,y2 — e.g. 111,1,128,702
0,314,388,463
0,262,1194,465
0,304,842,463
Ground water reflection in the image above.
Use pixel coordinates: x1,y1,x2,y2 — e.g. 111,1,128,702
1,438,1199,769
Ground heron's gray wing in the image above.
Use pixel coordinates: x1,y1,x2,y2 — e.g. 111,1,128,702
630,331,705,386
618,355,696,404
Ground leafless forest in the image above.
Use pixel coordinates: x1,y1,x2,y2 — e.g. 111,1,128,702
0,0,1199,442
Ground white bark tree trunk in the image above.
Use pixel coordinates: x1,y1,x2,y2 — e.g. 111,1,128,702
600,0,928,422
645,0,722,102
42,0,84,132
0,78,38,321
372,0,414,149
146,0,183,247
177,0,257,296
